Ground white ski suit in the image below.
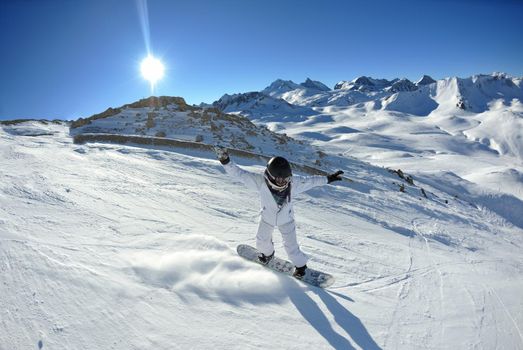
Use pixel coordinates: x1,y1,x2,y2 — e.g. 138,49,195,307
223,160,328,267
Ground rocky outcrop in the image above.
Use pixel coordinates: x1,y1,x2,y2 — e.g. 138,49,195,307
389,79,418,92
416,75,436,86
70,96,195,129
334,76,396,91
300,78,331,91
212,92,265,110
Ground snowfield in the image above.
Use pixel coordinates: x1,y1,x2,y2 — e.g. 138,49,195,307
1,118,522,349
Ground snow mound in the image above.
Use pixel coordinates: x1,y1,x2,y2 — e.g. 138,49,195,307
464,167,523,199
419,171,523,229
382,86,438,116
128,235,287,303
463,99,523,159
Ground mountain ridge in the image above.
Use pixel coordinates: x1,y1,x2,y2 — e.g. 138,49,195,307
62,71,523,201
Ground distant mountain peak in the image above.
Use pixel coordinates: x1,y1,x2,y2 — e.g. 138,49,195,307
389,78,418,92
300,78,331,91
334,76,395,91
263,79,301,93
353,76,374,85
416,75,436,86
212,72,521,118
263,78,331,95
212,91,266,110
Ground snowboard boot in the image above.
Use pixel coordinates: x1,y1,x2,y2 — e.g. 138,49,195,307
293,264,307,278
258,251,275,265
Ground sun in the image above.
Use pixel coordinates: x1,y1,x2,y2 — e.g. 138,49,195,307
140,55,165,86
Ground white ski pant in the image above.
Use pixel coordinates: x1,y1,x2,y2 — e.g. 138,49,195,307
256,219,308,267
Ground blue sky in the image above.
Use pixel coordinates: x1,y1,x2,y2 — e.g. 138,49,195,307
1,0,522,120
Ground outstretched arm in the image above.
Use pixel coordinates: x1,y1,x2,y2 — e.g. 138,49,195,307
215,147,262,191
292,170,344,195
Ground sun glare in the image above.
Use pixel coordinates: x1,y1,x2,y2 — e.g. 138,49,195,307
140,55,165,87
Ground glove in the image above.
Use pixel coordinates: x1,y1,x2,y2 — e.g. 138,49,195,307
327,170,344,184
214,146,230,165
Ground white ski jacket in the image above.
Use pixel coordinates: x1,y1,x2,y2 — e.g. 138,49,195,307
223,161,328,227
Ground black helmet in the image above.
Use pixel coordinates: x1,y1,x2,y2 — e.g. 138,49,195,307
265,156,292,191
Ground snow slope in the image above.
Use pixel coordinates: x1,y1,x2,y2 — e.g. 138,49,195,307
1,121,523,349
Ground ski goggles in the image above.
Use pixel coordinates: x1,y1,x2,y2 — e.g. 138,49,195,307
272,175,291,186
265,170,292,189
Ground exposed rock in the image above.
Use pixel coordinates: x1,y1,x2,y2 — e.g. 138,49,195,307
212,92,265,110
334,76,395,91
416,75,436,86
70,96,195,129
300,78,331,91
389,79,418,93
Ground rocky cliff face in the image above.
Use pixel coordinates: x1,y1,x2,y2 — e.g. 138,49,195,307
416,75,436,86
389,79,418,92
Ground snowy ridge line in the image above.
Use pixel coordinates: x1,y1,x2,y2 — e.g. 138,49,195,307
72,132,353,182
0,119,67,126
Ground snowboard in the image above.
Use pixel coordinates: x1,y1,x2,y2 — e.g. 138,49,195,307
237,244,335,288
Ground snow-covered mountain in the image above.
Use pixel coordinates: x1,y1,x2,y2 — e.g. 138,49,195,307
212,72,523,200
69,96,324,165
387,78,418,93
416,75,437,86
212,92,316,123
261,78,330,97
300,77,331,92
218,73,522,114
260,78,337,107
334,76,398,92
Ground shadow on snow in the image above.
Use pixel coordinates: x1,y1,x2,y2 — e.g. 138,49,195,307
285,280,382,350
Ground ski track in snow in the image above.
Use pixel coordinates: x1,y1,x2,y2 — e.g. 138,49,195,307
1,123,523,349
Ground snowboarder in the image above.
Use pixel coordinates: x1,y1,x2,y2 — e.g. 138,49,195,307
215,147,343,278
